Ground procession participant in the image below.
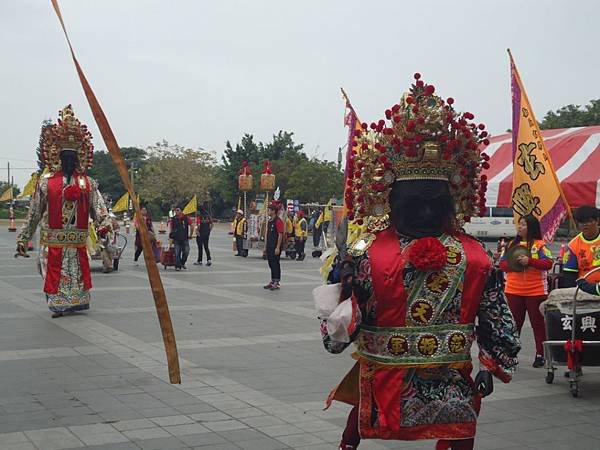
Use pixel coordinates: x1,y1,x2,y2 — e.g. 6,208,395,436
285,210,295,259
169,206,193,270
194,206,213,266
134,206,155,264
16,105,110,318
562,205,600,286
499,214,552,368
294,210,308,261
233,209,247,257
317,75,520,450
97,217,117,273
264,203,284,290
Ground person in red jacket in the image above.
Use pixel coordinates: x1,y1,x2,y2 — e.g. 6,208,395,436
500,214,553,368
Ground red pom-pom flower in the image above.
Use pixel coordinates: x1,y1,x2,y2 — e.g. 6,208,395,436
407,237,447,272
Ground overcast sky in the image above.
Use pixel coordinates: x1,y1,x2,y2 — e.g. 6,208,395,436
1,0,598,188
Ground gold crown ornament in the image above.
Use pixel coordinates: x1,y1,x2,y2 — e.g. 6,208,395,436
344,73,491,232
42,105,94,173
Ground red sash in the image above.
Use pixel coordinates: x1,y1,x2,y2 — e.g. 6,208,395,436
44,172,92,294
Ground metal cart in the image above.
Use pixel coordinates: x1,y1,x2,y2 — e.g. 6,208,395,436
542,267,600,397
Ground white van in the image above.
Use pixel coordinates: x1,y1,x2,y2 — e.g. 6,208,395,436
463,208,516,240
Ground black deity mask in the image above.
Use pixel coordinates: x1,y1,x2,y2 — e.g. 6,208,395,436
60,150,79,179
389,179,455,238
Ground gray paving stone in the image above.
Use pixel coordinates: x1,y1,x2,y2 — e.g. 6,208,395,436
178,431,228,447
0,443,36,450
203,419,248,432
0,431,29,443
275,433,325,447
189,411,231,422
192,444,240,450
236,437,290,450
256,424,306,437
25,427,85,450
149,415,194,427
164,422,210,436
112,418,156,431
134,436,190,450
122,427,170,440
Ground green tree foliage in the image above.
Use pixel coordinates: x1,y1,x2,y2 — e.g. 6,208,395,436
540,99,600,129
88,147,147,202
286,159,344,204
217,130,341,212
137,140,217,218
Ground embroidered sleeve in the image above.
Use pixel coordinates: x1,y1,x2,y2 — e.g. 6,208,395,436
476,272,521,382
17,178,46,245
89,178,109,227
320,252,373,354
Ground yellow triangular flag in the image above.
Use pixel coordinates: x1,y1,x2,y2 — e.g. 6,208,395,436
183,195,197,215
112,192,129,212
18,173,39,198
0,187,13,202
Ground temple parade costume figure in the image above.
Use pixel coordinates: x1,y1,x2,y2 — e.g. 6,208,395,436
315,74,521,450
17,105,109,318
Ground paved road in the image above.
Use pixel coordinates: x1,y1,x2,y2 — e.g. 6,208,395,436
0,225,599,450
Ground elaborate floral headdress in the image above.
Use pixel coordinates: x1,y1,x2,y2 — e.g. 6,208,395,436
42,105,94,173
344,73,491,232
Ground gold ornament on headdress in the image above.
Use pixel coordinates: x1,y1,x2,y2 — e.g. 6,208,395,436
42,105,94,173
344,73,491,232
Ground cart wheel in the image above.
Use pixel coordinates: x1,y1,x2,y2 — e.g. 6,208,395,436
113,259,119,271
545,371,554,384
569,381,579,397
289,252,296,260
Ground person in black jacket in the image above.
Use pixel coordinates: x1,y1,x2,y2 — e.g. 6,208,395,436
169,207,193,270
194,207,213,266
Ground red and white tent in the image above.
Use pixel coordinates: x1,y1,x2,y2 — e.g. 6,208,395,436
483,126,600,209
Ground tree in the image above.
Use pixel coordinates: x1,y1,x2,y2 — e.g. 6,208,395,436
540,99,600,129
286,158,344,204
213,130,347,214
88,147,147,202
137,140,217,217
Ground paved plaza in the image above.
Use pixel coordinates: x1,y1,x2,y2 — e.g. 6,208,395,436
1,225,600,450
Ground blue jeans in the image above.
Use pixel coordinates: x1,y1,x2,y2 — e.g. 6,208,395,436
174,240,190,268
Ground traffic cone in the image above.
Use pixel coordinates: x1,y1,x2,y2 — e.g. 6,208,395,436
158,219,166,234
8,207,16,232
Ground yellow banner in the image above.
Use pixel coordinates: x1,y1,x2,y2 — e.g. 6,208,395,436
111,192,129,212
0,187,13,202
19,173,39,198
509,50,570,242
183,194,197,215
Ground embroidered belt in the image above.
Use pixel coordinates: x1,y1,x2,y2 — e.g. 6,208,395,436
356,323,475,366
41,228,88,247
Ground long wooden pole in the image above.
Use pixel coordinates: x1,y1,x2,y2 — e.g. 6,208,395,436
50,0,181,383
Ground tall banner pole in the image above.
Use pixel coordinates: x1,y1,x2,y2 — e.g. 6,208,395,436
50,0,180,383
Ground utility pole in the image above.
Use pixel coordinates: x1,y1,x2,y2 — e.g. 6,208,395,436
337,147,342,171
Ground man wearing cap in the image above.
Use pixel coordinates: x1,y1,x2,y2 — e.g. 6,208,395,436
233,209,248,257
